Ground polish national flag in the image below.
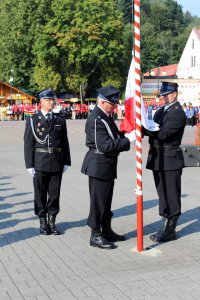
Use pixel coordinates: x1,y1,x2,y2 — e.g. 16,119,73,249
120,57,158,133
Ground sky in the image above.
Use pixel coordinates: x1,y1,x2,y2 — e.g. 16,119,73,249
176,0,200,17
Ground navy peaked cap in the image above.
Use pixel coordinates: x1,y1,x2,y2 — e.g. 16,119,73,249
160,82,178,96
97,85,120,104
38,87,57,100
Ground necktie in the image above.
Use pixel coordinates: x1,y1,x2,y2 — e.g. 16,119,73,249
46,113,51,126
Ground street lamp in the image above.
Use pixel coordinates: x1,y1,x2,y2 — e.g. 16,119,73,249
157,66,160,93
80,84,86,104
9,69,14,106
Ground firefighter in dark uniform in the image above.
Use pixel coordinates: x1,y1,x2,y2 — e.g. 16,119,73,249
81,85,136,249
144,82,186,243
24,87,71,235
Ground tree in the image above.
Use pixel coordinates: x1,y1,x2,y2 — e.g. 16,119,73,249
141,23,160,71
0,0,200,95
33,0,126,94
0,0,53,92
140,0,197,73
117,0,132,24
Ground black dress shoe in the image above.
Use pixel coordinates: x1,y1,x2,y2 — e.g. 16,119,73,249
90,232,116,249
40,217,51,235
48,215,60,235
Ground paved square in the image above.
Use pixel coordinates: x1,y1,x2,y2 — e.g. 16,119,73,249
0,120,199,299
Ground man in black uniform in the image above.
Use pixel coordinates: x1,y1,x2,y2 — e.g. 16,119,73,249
24,87,71,235
81,85,136,249
144,82,186,242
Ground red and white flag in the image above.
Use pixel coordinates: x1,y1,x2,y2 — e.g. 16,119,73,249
120,57,159,133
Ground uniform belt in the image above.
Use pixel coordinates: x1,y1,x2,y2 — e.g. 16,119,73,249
150,145,180,150
89,148,119,157
35,147,62,153
89,148,103,154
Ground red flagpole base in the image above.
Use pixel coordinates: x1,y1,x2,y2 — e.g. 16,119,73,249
137,194,143,252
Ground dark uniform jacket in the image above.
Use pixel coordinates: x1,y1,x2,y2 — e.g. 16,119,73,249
145,101,186,171
81,105,130,180
24,111,71,172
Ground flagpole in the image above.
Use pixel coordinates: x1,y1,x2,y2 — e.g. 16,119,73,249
134,0,143,252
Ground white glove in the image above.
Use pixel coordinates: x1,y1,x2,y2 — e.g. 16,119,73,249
125,130,136,143
27,168,35,177
148,120,160,131
63,165,69,173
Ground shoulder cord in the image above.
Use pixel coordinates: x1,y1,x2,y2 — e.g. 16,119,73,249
30,117,49,145
101,119,115,140
94,117,115,154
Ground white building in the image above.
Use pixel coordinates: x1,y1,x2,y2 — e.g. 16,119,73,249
142,28,200,106
176,28,200,79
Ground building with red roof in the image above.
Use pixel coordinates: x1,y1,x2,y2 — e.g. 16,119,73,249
142,28,200,107
143,64,178,79
0,81,36,106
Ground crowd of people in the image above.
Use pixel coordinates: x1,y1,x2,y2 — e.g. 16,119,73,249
0,102,126,121
147,103,200,125
0,101,199,124
0,103,39,121
182,103,200,126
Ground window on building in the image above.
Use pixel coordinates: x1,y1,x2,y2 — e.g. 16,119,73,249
192,39,194,49
194,56,196,66
191,56,193,67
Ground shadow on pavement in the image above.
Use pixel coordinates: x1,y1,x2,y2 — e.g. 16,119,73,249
0,188,16,192
0,176,13,180
58,198,159,233
0,228,38,247
0,182,12,186
0,192,32,202
0,175,38,247
178,206,200,237
1,171,197,247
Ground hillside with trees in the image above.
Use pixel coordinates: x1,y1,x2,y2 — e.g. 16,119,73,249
0,0,199,96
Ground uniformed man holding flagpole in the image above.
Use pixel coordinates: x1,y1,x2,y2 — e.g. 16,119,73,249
81,85,136,249
144,82,186,243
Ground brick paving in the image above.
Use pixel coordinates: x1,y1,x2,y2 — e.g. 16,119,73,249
0,120,200,300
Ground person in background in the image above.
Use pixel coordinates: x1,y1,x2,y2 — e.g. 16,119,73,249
0,105,6,121
144,82,186,243
64,104,71,120
6,104,12,121
24,87,71,235
88,102,95,115
81,85,135,249
71,104,76,120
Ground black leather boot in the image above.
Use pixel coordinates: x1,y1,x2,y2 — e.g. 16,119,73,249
48,215,60,235
90,229,116,249
40,217,51,235
150,216,179,243
102,220,126,242
150,217,168,242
